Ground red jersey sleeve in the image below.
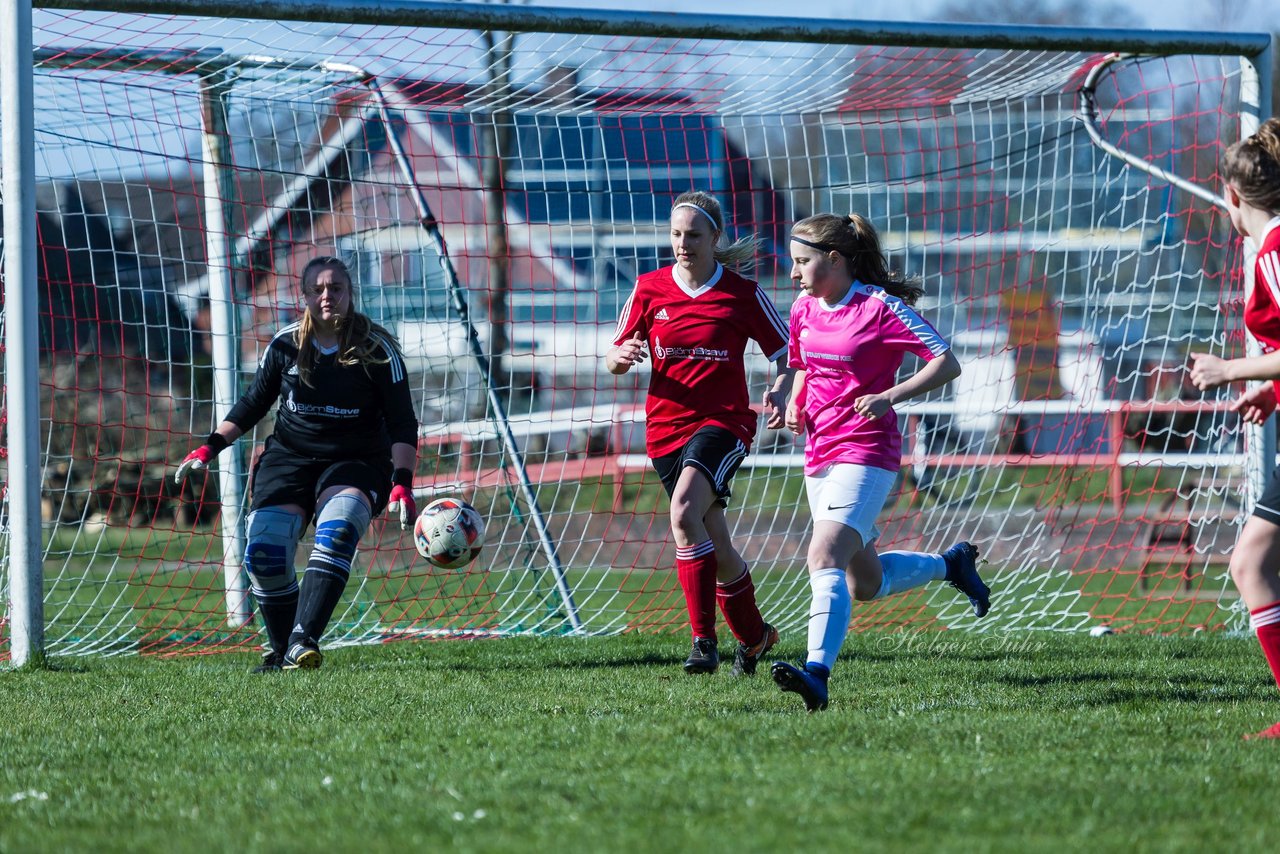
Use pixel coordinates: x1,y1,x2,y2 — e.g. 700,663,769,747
612,282,649,346
747,284,790,361
1248,232,1280,353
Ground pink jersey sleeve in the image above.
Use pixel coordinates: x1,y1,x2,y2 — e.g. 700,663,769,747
788,299,807,370
872,291,950,360
612,282,649,346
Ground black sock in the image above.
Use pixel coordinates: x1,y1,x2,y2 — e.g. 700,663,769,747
256,590,298,656
289,569,348,647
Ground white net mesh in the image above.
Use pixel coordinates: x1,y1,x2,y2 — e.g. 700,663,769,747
0,9,1262,656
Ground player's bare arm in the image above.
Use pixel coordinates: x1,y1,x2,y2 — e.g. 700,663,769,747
606,331,648,375
1190,349,1280,390
784,368,807,435
763,361,796,430
855,349,961,419
1229,382,1279,425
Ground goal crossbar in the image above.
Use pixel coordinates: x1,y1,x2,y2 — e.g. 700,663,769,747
33,0,1275,57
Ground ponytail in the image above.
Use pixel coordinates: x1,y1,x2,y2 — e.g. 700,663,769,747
791,213,924,305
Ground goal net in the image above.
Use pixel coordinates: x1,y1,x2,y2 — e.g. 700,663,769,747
1,6,1269,657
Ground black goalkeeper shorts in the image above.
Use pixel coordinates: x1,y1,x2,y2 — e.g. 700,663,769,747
249,436,392,519
1253,466,1280,527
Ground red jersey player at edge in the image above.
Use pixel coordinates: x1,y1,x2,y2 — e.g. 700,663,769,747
1189,117,1280,741
606,190,794,676
765,213,991,712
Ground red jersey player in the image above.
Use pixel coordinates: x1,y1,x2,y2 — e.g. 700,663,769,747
606,190,793,676
1189,116,1280,740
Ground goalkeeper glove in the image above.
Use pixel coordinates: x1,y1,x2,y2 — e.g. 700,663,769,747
388,468,416,530
174,433,229,484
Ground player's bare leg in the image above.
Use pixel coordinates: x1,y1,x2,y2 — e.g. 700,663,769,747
1230,518,1280,740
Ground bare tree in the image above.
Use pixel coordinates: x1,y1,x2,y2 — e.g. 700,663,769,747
474,27,516,418
1196,0,1267,31
933,0,1141,27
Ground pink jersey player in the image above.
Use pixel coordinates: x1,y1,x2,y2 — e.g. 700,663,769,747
1188,117,1280,740
764,213,990,713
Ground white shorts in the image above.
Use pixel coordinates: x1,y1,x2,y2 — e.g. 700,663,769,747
804,463,897,546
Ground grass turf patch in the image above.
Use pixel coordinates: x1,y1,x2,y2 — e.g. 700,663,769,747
2,632,1276,852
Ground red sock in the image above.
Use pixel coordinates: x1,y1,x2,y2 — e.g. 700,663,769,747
1251,601,1280,691
717,566,766,646
676,541,717,640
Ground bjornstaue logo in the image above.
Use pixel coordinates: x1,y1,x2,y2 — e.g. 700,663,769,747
651,335,729,362
285,390,360,418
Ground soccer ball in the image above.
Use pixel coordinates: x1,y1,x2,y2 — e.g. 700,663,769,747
413,497,485,569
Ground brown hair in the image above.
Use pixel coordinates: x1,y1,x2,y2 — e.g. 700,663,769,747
294,255,405,387
671,190,763,271
1221,117,1280,215
791,213,924,305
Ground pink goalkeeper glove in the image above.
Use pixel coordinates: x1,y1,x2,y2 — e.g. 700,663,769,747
387,468,416,530
174,445,217,483
174,433,228,484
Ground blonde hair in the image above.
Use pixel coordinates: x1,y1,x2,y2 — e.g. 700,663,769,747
294,255,405,387
791,213,924,305
1222,117,1280,215
671,190,763,272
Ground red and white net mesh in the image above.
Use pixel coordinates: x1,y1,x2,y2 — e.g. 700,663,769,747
0,9,1254,657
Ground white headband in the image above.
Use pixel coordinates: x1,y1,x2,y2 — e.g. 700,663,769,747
673,202,719,230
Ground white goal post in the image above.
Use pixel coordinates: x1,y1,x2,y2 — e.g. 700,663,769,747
1,0,1273,664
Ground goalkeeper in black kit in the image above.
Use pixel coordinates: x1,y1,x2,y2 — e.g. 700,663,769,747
175,255,419,672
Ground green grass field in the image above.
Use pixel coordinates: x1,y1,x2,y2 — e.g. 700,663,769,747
2,632,1277,853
